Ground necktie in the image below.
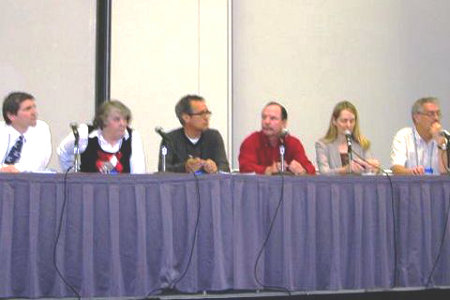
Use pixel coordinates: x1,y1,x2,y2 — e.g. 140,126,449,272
4,135,24,164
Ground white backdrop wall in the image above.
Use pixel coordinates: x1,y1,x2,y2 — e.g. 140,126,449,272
0,0,96,171
2,1,449,173
111,0,230,172
232,0,450,170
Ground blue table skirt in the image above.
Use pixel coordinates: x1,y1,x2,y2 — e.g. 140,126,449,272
0,173,449,298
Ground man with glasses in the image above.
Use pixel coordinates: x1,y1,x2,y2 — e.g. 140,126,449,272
157,94,230,173
391,97,448,175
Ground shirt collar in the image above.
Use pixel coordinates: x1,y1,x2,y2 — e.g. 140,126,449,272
89,127,130,141
6,123,30,142
183,130,202,145
413,126,436,146
259,130,279,148
89,128,130,153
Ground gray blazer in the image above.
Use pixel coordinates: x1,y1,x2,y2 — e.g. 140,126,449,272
315,138,373,175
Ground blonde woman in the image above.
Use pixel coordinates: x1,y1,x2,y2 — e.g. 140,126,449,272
315,101,379,175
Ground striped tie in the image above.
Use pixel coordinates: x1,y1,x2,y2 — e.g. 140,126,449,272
4,135,24,164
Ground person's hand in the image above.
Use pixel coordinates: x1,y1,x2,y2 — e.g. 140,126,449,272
185,157,204,173
99,161,114,174
430,122,446,146
288,159,306,176
0,165,20,173
365,158,380,168
430,122,442,140
203,159,218,174
264,162,278,175
347,160,365,174
411,165,425,175
365,158,380,174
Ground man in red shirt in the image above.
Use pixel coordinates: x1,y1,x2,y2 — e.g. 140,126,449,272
238,102,316,175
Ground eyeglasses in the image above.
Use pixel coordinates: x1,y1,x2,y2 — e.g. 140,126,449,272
419,110,441,118
189,110,212,117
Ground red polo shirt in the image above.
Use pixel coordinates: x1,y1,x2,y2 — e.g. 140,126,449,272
238,131,316,175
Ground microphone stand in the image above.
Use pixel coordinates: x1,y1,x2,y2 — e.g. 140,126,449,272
446,138,450,171
345,131,353,174
161,144,168,172
155,127,183,173
73,135,80,173
347,142,353,165
441,131,450,171
279,132,287,173
70,124,81,173
279,144,286,173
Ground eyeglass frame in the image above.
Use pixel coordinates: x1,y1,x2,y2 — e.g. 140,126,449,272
188,110,212,117
418,110,442,118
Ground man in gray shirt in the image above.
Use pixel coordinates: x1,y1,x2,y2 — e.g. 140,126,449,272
158,94,229,173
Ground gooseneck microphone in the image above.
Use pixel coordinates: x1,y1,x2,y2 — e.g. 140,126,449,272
441,129,450,138
70,122,79,140
280,128,289,138
344,130,353,170
70,123,81,172
441,129,450,171
155,126,170,141
344,130,352,148
155,127,170,172
279,128,289,172
155,126,190,172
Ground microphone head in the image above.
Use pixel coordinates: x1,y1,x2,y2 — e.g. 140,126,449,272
441,129,450,137
70,122,79,140
344,130,352,150
344,129,352,137
280,128,289,138
155,127,170,142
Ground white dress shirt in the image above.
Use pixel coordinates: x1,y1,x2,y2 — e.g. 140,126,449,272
57,123,146,173
391,126,440,175
0,120,52,172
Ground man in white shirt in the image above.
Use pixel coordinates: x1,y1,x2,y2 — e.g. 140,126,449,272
0,92,52,173
391,97,448,175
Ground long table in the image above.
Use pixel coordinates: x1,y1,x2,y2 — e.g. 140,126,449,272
0,173,449,298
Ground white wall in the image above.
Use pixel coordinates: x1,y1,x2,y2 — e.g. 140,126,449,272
0,0,96,171
2,0,449,172
111,0,230,172
232,0,450,169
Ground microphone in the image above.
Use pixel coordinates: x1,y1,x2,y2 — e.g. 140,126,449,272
280,128,289,138
278,128,289,171
155,126,171,142
441,129,450,138
279,128,289,145
441,130,450,171
344,130,353,164
70,122,79,140
70,123,81,172
155,127,184,172
344,130,352,148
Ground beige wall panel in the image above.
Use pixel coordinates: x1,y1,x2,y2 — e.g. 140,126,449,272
232,0,450,170
111,0,230,172
0,0,96,171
